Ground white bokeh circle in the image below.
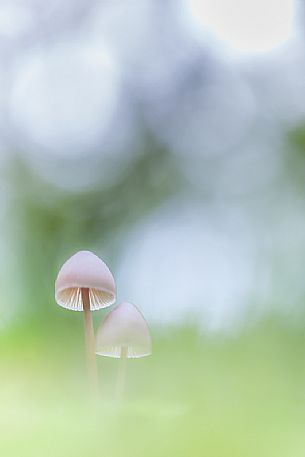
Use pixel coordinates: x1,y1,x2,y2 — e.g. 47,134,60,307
116,202,256,332
8,40,121,157
187,0,296,55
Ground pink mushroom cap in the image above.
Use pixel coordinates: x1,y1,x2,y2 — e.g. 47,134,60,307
95,302,152,358
55,250,116,311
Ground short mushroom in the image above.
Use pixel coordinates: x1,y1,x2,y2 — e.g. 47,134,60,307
95,302,152,398
55,250,116,392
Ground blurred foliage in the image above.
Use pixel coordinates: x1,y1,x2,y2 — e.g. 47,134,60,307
286,124,305,189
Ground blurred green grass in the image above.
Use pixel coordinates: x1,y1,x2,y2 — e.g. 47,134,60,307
0,318,304,457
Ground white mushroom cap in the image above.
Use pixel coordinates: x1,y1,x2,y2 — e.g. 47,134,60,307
95,302,152,358
55,250,116,311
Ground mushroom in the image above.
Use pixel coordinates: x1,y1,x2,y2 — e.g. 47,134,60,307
95,302,152,398
55,250,116,392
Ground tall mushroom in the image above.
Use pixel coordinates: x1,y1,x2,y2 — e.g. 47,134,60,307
95,302,152,398
55,250,116,393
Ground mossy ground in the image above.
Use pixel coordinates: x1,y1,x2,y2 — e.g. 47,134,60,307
0,319,304,457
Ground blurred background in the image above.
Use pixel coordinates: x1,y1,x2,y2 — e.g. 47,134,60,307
0,0,305,456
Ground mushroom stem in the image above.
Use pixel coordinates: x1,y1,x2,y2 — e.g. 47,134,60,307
116,345,128,401
81,287,98,397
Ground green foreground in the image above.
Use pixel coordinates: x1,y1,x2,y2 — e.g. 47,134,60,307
0,319,304,457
